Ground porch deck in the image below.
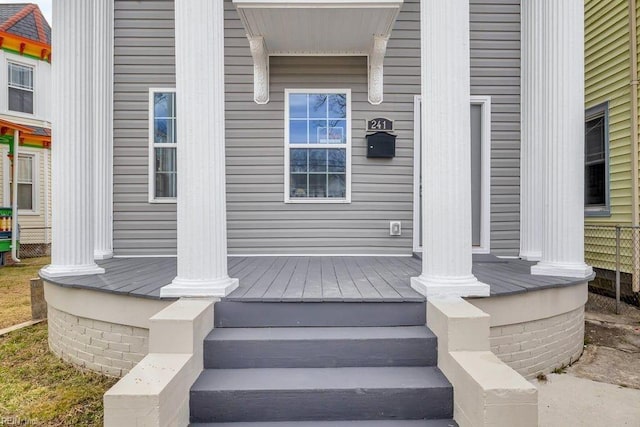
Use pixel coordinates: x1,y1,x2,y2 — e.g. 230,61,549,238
43,255,588,301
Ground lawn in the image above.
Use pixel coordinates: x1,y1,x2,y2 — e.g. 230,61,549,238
0,322,118,426
0,257,50,329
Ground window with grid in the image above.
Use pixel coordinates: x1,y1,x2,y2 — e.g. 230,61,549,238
9,154,34,211
585,102,609,215
8,62,34,114
286,90,350,202
149,89,177,201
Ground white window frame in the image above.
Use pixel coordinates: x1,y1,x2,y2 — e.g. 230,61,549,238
284,88,352,204
412,95,492,254
584,102,610,217
3,149,39,215
148,88,177,204
7,59,35,117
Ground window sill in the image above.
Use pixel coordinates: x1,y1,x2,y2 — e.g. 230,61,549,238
17,210,40,216
285,198,351,204
149,198,177,204
585,208,611,218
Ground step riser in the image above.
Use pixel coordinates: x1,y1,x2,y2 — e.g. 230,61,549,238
190,388,453,423
214,302,427,328
204,338,437,369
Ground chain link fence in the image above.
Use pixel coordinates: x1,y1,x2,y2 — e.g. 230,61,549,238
17,226,51,259
585,225,640,313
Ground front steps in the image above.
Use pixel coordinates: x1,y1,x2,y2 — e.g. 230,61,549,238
190,302,456,426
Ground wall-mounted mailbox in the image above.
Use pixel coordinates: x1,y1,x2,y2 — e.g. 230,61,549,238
366,131,396,158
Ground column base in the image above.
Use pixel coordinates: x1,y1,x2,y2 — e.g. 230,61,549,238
411,275,490,298
94,250,114,260
531,261,594,279
160,277,239,298
41,263,105,278
519,251,542,262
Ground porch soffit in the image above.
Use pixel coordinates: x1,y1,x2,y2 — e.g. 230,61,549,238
233,0,403,104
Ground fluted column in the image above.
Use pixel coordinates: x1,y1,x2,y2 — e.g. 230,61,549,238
519,0,543,261
41,0,104,278
531,0,593,278
93,0,114,260
411,0,489,297
160,0,238,297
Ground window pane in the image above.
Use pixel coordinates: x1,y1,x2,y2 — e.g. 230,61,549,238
17,183,32,210
328,94,347,119
8,63,33,89
290,173,308,198
328,174,346,198
585,163,606,206
309,120,327,143
309,174,327,198
154,119,176,144
327,149,346,172
155,173,176,198
309,149,327,172
308,94,328,118
585,116,605,163
290,120,307,144
327,120,346,143
18,156,32,182
154,92,175,118
290,149,308,172
155,147,176,173
8,87,33,113
289,94,307,118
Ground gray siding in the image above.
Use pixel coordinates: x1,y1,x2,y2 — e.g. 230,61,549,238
112,0,521,256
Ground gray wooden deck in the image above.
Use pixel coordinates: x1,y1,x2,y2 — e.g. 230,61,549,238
42,255,588,301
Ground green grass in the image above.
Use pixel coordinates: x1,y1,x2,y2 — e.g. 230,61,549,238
0,257,50,329
0,322,117,426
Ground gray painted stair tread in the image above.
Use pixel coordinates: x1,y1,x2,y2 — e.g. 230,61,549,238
206,326,436,341
191,421,458,427
191,367,450,392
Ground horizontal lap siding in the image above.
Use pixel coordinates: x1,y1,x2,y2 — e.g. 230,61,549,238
584,0,632,271
112,0,522,256
224,0,418,255
470,0,521,256
113,0,177,255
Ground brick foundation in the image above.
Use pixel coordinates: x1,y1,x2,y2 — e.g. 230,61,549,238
489,306,584,379
48,305,149,377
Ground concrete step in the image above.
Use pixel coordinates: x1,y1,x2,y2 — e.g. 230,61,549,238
204,326,438,369
214,301,427,327
190,366,453,423
191,421,458,427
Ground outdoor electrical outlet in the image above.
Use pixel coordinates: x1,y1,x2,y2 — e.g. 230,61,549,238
390,221,402,236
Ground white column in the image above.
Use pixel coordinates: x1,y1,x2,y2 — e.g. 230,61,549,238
93,0,114,260
519,0,543,261
160,0,238,297
411,0,489,297
531,0,593,278
41,0,104,278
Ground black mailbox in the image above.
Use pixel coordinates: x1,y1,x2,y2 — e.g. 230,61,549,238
366,131,396,158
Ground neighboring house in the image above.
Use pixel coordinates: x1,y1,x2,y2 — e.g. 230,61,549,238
584,0,640,296
40,1,592,426
0,3,52,262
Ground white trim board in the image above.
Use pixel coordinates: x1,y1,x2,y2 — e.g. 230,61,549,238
412,95,492,254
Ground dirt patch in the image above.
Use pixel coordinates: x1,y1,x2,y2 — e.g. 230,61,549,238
568,294,640,389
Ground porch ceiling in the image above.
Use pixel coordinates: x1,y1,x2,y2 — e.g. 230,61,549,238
233,0,403,55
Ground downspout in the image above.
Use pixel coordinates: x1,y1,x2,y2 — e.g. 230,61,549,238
11,129,20,262
630,0,640,292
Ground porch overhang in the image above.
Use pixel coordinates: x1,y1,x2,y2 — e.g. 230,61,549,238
233,0,403,104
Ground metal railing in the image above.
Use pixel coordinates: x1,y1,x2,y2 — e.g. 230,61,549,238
585,225,640,313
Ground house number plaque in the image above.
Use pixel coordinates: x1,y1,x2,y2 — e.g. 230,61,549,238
366,118,394,132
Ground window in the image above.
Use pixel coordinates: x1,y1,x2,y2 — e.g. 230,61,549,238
585,102,610,216
285,89,351,203
8,62,34,114
149,89,177,202
8,154,35,211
